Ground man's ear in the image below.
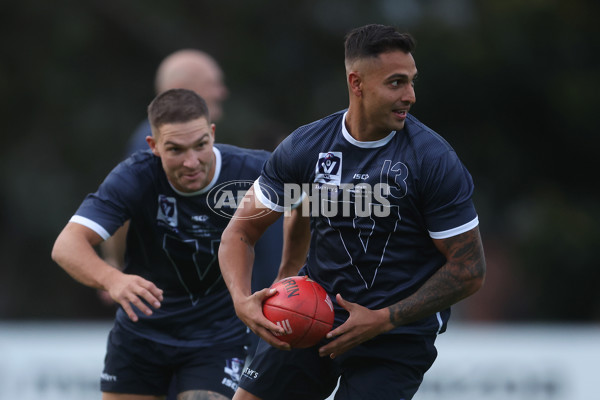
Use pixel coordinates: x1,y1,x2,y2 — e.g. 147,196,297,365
348,71,362,97
146,135,160,156
211,123,216,141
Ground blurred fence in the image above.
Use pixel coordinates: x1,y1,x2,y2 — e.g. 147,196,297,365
413,324,600,400
1,322,599,400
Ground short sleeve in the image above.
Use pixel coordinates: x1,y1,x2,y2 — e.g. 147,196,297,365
420,149,478,238
73,160,145,237
255,133,307,211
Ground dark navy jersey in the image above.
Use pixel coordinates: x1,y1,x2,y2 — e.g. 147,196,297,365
255,110,479,336
71,144,281,347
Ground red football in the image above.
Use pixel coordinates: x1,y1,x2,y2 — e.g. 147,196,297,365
262,276,334,348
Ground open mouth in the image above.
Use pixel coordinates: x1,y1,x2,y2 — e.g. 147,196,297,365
393,109,408,119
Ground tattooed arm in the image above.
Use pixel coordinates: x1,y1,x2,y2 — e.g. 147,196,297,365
388,225,486,326
319,226,486,358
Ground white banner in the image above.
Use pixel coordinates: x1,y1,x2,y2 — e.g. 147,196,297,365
0,322,110,400
1,322,599,400
412,324,600,400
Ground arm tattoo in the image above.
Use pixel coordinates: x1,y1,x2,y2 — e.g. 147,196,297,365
388,227,486,327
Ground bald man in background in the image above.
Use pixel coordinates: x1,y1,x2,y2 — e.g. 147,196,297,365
125,49,229,155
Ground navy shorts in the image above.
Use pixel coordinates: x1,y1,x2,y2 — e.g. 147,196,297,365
101,324,247,397
240,334,437,400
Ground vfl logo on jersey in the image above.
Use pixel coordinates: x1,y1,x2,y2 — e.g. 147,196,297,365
157,195,178,228
315,152,342,185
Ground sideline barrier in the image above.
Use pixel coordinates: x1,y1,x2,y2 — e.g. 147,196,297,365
413,324,600,400
1,322,599,400
0,321,110,400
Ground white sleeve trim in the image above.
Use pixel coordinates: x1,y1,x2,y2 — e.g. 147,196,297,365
253,179,306,213
253,179,284,212
69,215,111,240
429,216,479,239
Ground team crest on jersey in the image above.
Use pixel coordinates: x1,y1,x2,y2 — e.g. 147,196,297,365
315,152,342,185
156,195,178,228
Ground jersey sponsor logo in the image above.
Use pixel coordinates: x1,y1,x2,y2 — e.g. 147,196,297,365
242,367,260,380
157,195,178,228
100,372,117,382
189,214,213,237
221,377,238,391
315,152,342,185
207,179,279,220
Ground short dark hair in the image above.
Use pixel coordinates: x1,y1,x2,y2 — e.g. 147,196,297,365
147,88,210,132
344,24,415,63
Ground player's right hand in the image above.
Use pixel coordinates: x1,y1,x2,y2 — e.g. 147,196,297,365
235,287,291,351
105,272,164,322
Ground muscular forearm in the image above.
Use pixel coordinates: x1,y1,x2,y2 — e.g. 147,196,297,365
219,188,284,302
52,224,122,291
388,227,486,327
53,222,163,321
275,209,310,282
218,228,256,303
387,261,484,327
100,221,129,270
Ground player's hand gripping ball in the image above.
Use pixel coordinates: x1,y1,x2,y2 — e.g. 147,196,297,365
262,276,334,348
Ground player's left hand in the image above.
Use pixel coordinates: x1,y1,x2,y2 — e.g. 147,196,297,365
318,293,392,359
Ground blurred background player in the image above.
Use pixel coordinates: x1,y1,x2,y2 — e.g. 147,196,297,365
102,48,281,297
52,89,285,399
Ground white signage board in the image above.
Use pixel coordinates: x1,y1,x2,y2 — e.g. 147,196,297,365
1,322,599,400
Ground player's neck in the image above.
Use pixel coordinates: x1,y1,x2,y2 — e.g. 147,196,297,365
344,109,390,142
